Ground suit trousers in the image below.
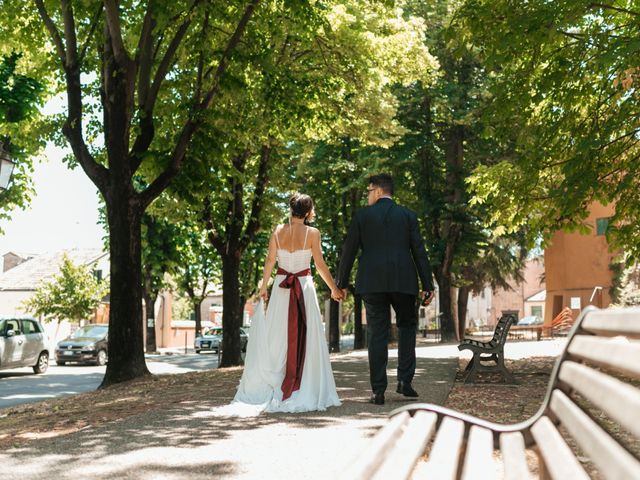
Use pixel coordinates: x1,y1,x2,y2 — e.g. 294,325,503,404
362,292,418,394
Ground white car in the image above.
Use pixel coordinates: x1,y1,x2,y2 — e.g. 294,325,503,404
0,317,49,374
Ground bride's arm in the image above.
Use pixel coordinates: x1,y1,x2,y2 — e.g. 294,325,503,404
258,229,278,300
310,229,343,301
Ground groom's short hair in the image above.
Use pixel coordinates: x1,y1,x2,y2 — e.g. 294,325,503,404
368,174,394,195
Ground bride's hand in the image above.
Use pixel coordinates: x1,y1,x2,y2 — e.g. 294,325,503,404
330,287,343,302
259,288,269,302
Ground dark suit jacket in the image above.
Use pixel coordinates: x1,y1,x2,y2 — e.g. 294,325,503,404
337,198,434,295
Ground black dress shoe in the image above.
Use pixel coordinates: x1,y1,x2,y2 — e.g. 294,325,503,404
396,381,419,398
369,393,385,405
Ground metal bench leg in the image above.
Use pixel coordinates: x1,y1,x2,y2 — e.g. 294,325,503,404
463,353,481,384
497,351,516,384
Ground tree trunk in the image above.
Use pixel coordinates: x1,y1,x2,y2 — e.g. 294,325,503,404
329,299,340,352
435,270,456,342
457,285,470,340
220,253,243,367
101,196,150,387
193,298,203,337
142,287,158,353
354,293,364,349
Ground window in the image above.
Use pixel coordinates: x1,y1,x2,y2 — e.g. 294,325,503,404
5,319,21,335
596,217,610,236
21,320,39,334
93,269,103,282
531,306,542,319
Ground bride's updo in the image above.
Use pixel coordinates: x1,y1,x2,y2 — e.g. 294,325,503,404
289,193,314,219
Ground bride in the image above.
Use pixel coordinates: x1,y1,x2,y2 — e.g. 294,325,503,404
220,193,342,415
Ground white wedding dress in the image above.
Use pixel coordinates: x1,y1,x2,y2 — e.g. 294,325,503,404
213,242,341,416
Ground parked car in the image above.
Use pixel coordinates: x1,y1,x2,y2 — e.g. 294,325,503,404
195,327,248,354
0,317,49,374
517,315,543,326
55,324,108,366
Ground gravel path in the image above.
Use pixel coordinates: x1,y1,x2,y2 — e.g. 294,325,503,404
0,349,458,480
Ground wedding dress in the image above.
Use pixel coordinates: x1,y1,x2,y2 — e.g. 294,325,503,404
213,230,341,416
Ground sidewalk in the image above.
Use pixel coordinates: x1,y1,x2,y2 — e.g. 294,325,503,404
0,348,458,480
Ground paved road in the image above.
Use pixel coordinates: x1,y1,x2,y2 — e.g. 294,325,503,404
0,353,221,410
0,336,356,410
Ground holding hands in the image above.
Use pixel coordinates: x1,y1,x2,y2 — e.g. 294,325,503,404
330,286,345,302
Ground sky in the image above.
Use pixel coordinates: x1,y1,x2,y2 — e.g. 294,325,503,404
0,144,106,255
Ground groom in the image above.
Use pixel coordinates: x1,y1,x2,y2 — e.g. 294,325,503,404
337,174,434,405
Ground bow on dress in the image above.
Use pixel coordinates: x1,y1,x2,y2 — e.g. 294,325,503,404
277,267,311,400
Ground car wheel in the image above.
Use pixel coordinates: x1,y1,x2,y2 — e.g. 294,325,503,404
242,342,247,353
33,352,49,374
56,361,66,366
96,349,107,366
195,349,201,354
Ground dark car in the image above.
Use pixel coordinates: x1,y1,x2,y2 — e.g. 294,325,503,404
55,324,108,366
194,327,248,354
0,317,49,374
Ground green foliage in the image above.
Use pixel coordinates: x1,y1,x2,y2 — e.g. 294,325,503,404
460,0,640,259
23,254,109,324
0,52,45,230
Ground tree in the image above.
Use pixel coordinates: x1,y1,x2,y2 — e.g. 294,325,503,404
173,0,437,365
7,1,262,386
173,222,219,338
0,52,44,227
460,1,640,261
141,212,182,352
23,254,108,324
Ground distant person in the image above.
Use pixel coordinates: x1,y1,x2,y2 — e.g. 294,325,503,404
215,193,342,416
337,174,434,405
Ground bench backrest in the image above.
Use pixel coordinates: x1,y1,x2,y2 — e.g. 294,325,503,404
529,306,640,478
489,313,517,347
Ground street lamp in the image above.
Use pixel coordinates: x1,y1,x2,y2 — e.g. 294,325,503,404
0,145,15,191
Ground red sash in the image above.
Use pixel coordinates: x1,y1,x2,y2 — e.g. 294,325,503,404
277,267,311,400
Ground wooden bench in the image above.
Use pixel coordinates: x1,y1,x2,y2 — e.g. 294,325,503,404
458,314,517,384
344,306,640,479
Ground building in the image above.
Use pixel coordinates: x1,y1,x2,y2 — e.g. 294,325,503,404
465,256,546,329
0,248,109,342
544,202,617,326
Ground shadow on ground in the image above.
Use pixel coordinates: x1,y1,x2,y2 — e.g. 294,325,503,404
0,355,458,480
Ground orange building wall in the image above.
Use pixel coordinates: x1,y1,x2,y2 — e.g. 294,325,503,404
490,257,545,326
544,202,617,325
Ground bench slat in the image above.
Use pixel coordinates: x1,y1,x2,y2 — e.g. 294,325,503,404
461,426,497,480
581,308,640,337
530,415,590,480
559,360,640,438
499,432,530,480
422,416,465,480
568,335,640,378
550,390,640,480
372,411,437,480
342,411,409,480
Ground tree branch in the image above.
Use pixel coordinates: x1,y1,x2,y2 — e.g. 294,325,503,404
61,0,78,67
588,2,640,16
37,0,109,192
241,144,271,249
138,0,261,207
78,4,103,65
34,0,66,63
199,0,261,110
103,0,131,64
202,196,225,253
131,0,202,173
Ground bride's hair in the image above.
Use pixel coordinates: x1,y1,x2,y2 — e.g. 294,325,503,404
289,193,314,219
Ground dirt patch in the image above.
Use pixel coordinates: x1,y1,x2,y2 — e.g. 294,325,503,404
446,356,554,423
0,367,243,449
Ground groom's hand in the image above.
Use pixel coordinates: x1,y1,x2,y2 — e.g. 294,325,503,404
420,290,435,306
341,288,348,300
